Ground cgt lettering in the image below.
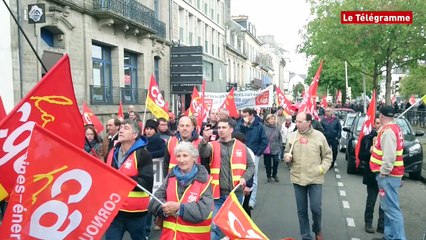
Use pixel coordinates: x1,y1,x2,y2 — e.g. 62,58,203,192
150,86,165,107
29,169,92,239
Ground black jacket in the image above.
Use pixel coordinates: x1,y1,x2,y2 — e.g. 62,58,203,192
359,129,378,186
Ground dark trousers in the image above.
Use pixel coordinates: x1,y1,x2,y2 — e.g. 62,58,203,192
365,184,384,229
327,138,338,166
242,192,252,217
293,184,322,240
264,154,279,178
105,214,147,240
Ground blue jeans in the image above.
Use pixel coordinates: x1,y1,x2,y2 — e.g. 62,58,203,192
293,184,322,240
105,213,148,240
144,212,153,238
211,194,243,240
249,155,260,208
376,175,406,240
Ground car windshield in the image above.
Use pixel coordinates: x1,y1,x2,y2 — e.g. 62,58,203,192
356,116,413,135
345,115,356,127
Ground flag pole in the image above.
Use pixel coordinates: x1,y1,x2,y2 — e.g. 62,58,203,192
397,95,426,119
141,86,149,131
136,183,165,206
2,0,48,73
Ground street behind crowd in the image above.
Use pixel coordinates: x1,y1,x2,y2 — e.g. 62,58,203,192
144,139,426,240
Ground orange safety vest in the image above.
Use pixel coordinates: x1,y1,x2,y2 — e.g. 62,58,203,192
168,137,201,171
161,176,212,240
210,140,247,199
370,122,404,177
106,149,150,212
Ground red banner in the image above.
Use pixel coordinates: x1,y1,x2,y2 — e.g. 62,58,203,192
275,85,292,115
82,102,104,133
321,96,328,108
220,88,239,118
213,192,269,240
0,55,84,201
188,86,202,116
355,90,376,168
0,125,136,239
299,60,323,114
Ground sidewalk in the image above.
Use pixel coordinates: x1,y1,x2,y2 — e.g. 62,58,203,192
412,126,426,183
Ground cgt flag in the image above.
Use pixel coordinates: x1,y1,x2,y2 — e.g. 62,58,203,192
275,85,292,116
82,102,104,133
0,54,84,201
146,75,169,120
118,101,124,119
355,90,376,168
220,88,239,118
0,124,136,240
0,95,6,119
213,191,269,240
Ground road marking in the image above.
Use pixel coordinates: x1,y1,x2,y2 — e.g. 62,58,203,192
351,238,361,240
343,200,350,208
340,190,346,196
334,168,339,172
338,182,344,187
346,217,355,227
336,174,341,178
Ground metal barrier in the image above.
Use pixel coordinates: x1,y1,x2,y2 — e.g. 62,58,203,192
405,110,426,128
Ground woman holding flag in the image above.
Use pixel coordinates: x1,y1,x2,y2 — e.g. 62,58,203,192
148,142,214,239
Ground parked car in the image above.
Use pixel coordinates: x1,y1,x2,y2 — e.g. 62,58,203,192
330,108,356,122
339,112,357,152
343,113,424,180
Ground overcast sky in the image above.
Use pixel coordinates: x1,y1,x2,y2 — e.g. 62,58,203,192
231,0,312,74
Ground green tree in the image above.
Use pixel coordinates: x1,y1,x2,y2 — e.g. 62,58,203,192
400,65,426,98
293,83,305,100
300,0,426,104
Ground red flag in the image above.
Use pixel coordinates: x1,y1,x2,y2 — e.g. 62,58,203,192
0,124,136,239
409,95,416,105
275,85,292,115
213,191,269,239
0,54,84,201
299,60,323,114
355,90,376,168
187,86,202,116
118,101,124,119
220,88,239,118
146,75,169,120
321,96,328,108
0,95,6,119
336,90,342,104
196,80,207,133
82,102,105,133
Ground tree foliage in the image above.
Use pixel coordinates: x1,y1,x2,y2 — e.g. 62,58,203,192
400,65,426,98
299,0,426,104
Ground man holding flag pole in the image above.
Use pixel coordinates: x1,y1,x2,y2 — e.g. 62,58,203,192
105,119,154,240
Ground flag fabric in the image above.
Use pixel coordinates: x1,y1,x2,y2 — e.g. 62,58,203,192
82,102,104,133
118,101,124,119
187,86,202,116
220,88,239,118
146,75,169,120
213,191,269,240
196,80,207,133
409,95,416,105
0,124,136,239
0,54,84,201
275,85,292,115
355,90,376,168
298,60,323,114
422,95,426,104
336,90,342,104
0,95,6,119
321,96,328,108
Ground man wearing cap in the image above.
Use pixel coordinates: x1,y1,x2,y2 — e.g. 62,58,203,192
370,106,406,240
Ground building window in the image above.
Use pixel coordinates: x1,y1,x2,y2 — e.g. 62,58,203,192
203,61,213,82
41,28,54,47
91,44,112,104
154,56,161,86
123,51,138,104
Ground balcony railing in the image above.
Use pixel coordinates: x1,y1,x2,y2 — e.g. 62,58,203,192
90,85,165,105
92,0,166,38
